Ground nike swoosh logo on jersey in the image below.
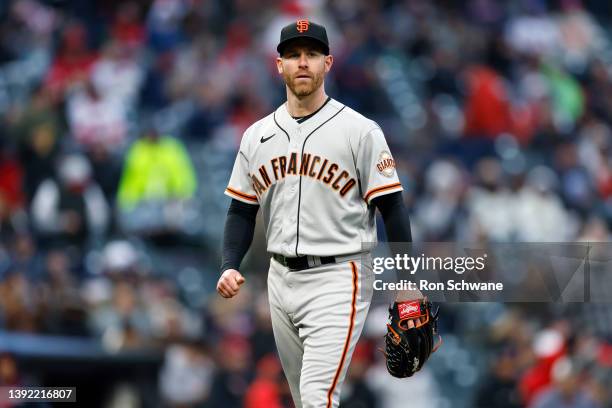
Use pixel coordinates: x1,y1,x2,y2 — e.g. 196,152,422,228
260,133,276,143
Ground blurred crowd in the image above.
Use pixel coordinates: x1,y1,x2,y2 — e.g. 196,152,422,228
0,0,611,407
468,307,612,408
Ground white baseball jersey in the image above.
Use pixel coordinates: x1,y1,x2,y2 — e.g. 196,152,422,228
225,97,403,257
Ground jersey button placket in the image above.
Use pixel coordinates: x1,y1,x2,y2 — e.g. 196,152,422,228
283,127,300,255
293,125,302,148
293,127,304,253
292,127,303,252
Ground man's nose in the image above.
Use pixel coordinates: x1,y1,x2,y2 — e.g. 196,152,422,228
298,53,309,67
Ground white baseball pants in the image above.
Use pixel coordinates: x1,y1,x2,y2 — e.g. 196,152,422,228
267,255,373,408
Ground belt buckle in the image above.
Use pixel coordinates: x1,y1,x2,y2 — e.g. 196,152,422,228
306,255,321,268
276,254,328,270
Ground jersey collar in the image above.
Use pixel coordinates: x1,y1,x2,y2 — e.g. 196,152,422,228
275,97,342,136
292,96,331,124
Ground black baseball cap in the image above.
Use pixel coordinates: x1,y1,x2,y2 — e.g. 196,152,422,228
277,19,329,56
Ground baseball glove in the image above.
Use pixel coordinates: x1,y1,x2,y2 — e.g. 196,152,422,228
383,299,441,378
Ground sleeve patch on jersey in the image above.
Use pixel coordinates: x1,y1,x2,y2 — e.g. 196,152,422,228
376,151,396,177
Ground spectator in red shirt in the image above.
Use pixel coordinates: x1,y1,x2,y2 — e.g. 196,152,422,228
244,354,284,408
0,142,26,242
45,23,98,101
463,65,513,138
111,1,146,49
0,146,24,213
520,328,567,406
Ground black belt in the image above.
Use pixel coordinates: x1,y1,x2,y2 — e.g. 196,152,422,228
272,253,336,270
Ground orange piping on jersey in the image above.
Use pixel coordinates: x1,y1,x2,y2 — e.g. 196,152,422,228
363,182,402,202
225,187,258,203
326,261,358,408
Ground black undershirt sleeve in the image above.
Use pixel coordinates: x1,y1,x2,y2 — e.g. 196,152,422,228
373,191,422,299
372,191,412,243
220,199,259,273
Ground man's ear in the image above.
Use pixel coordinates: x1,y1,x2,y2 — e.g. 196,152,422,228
276,57,283,74
324,55,333,73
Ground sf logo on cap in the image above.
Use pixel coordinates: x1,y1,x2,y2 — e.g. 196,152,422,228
296,19,309,33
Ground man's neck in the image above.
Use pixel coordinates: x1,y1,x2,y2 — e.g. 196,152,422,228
285,87,328,118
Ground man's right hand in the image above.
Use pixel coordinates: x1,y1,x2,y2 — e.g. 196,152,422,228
216,269,246,298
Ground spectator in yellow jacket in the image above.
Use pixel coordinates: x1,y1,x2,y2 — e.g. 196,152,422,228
118,127,196,210
117,126,197,235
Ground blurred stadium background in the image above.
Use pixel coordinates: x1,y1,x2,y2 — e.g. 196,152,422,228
0,0,611,407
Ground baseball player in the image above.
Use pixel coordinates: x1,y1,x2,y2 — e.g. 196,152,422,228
217,19,437,408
